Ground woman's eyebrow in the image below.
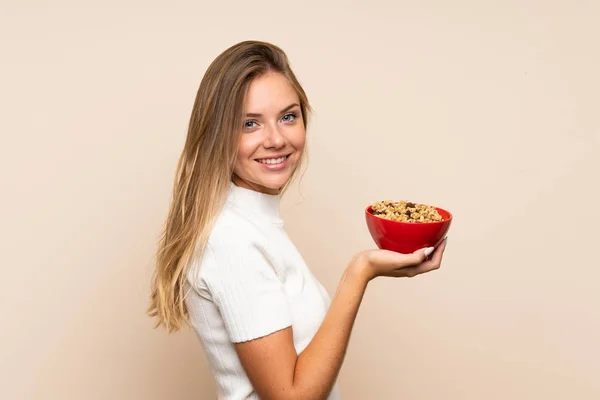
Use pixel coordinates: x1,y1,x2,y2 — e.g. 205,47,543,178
245,103,299,118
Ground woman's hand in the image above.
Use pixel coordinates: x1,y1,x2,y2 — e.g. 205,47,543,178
349,238,447,282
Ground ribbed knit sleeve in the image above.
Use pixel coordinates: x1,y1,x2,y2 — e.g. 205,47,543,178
201,235,292,343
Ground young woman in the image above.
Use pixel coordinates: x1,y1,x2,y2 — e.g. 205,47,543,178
148,40,447,400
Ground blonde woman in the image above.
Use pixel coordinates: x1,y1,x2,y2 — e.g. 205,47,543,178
148,40,447,400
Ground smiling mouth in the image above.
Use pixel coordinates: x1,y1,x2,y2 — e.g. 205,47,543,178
255,154,291,165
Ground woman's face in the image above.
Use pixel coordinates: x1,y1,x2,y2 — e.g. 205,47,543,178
232,72,305,195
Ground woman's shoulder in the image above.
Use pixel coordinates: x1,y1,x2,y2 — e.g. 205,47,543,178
189,205,270,277
208,203,268,248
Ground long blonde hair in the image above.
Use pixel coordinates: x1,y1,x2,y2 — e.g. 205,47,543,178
148,40,312,332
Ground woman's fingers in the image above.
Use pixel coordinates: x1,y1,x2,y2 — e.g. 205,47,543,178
429,238,447,264
397,259,439,277
368,249,427,269
395,238,448,277
364,237,448,278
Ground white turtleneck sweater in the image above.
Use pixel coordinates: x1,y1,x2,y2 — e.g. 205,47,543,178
185,183,340,400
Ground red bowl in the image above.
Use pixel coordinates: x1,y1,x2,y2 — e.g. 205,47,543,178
365,204,452,254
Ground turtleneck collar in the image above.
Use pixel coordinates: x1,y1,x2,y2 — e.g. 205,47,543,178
226,181,283,224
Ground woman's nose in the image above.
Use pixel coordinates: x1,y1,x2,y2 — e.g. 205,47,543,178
263,124,285,148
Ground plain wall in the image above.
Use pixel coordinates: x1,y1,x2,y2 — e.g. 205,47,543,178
2,1,599,399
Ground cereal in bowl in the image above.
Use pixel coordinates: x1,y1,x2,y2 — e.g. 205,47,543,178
371,200,443,223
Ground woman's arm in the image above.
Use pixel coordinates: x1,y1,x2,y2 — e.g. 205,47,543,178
235,264,367,400
234,240,446,400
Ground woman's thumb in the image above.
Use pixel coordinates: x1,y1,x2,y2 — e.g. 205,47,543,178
412,246,435,263
391,247,436,268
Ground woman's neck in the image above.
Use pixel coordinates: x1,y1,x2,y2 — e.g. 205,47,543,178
231,175,281,195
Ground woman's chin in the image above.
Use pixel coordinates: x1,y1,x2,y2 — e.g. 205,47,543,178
257,176,291,193
234,170,293,194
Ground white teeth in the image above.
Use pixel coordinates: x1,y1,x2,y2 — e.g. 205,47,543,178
259,156,287,165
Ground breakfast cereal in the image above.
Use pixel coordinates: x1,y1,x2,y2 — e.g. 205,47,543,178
371,200,443,223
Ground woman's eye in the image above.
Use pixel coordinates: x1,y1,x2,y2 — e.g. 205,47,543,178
243,120,257,129
282,112,297,123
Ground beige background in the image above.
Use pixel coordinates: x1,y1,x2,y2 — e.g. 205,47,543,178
2,1,599,399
